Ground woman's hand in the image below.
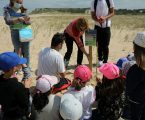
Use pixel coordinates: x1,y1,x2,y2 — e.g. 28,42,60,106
86,53,90,62
18,17,26,22
18,16,31,23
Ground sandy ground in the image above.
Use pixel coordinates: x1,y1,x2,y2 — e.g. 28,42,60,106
1,13,145,120
0,14,145,86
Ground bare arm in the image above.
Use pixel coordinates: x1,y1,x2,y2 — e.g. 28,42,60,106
91,11,100,22
91,11,97,21
100,7,115,23
105,7,115,19
80,46,88,56
4,11,30,25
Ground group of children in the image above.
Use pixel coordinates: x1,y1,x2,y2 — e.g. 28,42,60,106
1,0,145,120
0,32,145,120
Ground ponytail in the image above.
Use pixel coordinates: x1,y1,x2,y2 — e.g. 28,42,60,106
73,78,85,91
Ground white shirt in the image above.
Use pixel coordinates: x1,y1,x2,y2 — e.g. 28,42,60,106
35,94,61,120
67,85,96,120
37,47,65,78
90,0,115,28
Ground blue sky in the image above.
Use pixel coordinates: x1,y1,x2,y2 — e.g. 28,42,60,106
0,0,145,15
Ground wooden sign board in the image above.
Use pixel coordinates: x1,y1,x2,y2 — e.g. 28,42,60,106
85,29,96,46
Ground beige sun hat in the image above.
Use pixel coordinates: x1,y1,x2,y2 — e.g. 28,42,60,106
134,32,145,48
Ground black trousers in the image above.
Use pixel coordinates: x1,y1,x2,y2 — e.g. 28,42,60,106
64,32,83,65
95,25,111,63
129,100,145,120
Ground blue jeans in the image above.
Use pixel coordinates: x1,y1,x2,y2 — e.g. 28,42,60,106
11,30,30,66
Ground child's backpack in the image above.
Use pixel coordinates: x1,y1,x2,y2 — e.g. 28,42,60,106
52,78,71,94
94,0,110,12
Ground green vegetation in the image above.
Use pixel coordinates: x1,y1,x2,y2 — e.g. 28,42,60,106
30,8,88,14
30,8,145,15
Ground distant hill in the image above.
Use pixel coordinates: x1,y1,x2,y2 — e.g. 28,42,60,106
30,8,88,14
30,8,145,15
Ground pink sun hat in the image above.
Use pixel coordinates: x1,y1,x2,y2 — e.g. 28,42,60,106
74,65,92,82
99,63,120,80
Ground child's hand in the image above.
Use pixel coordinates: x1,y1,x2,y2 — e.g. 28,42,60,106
96,76,102,83
96,68,103,83
22,78,32,88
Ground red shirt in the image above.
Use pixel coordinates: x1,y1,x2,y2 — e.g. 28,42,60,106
65,18,84,48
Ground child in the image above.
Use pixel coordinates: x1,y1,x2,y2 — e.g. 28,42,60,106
116,57,129,70
64,17,90,67
60,93,83,120
92,63,125,120
0,52,31,119
33,75,59,120
116,56,136,77
116,58,136,120
125,32,145,120
33,75,71,120
67,65,96,120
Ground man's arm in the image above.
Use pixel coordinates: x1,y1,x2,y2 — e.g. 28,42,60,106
91,11,97,21
100,7,115,23
106,7,115,19
91,11,101,22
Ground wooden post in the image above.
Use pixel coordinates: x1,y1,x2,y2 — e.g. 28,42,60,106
96,41,98,74
89,46,92,70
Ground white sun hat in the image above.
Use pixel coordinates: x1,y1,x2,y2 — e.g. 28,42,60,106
134,32,145,48
60,93,83,120
36,75,59,93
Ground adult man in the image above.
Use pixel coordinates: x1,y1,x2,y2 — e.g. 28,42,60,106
91,0,115,66
37,33,66,78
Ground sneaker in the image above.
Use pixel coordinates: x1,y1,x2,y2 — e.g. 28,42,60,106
98,61,103,67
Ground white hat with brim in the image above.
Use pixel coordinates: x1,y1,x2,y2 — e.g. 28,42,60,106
134,32,145,48
60,93,83,120
36,75,59,93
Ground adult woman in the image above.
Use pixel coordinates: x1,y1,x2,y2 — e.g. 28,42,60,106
3,0,31,67
64,17,90,68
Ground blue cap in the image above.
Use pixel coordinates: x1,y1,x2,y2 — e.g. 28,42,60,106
0,52,27,71
116,57,129,69
127,53,135,61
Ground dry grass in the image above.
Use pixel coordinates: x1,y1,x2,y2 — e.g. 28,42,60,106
0,13,145,82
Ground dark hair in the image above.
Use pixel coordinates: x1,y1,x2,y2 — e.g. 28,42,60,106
72,78,86,91
134,43,145,69
51,33,65,47
32,90,51,112
98,76,125,97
